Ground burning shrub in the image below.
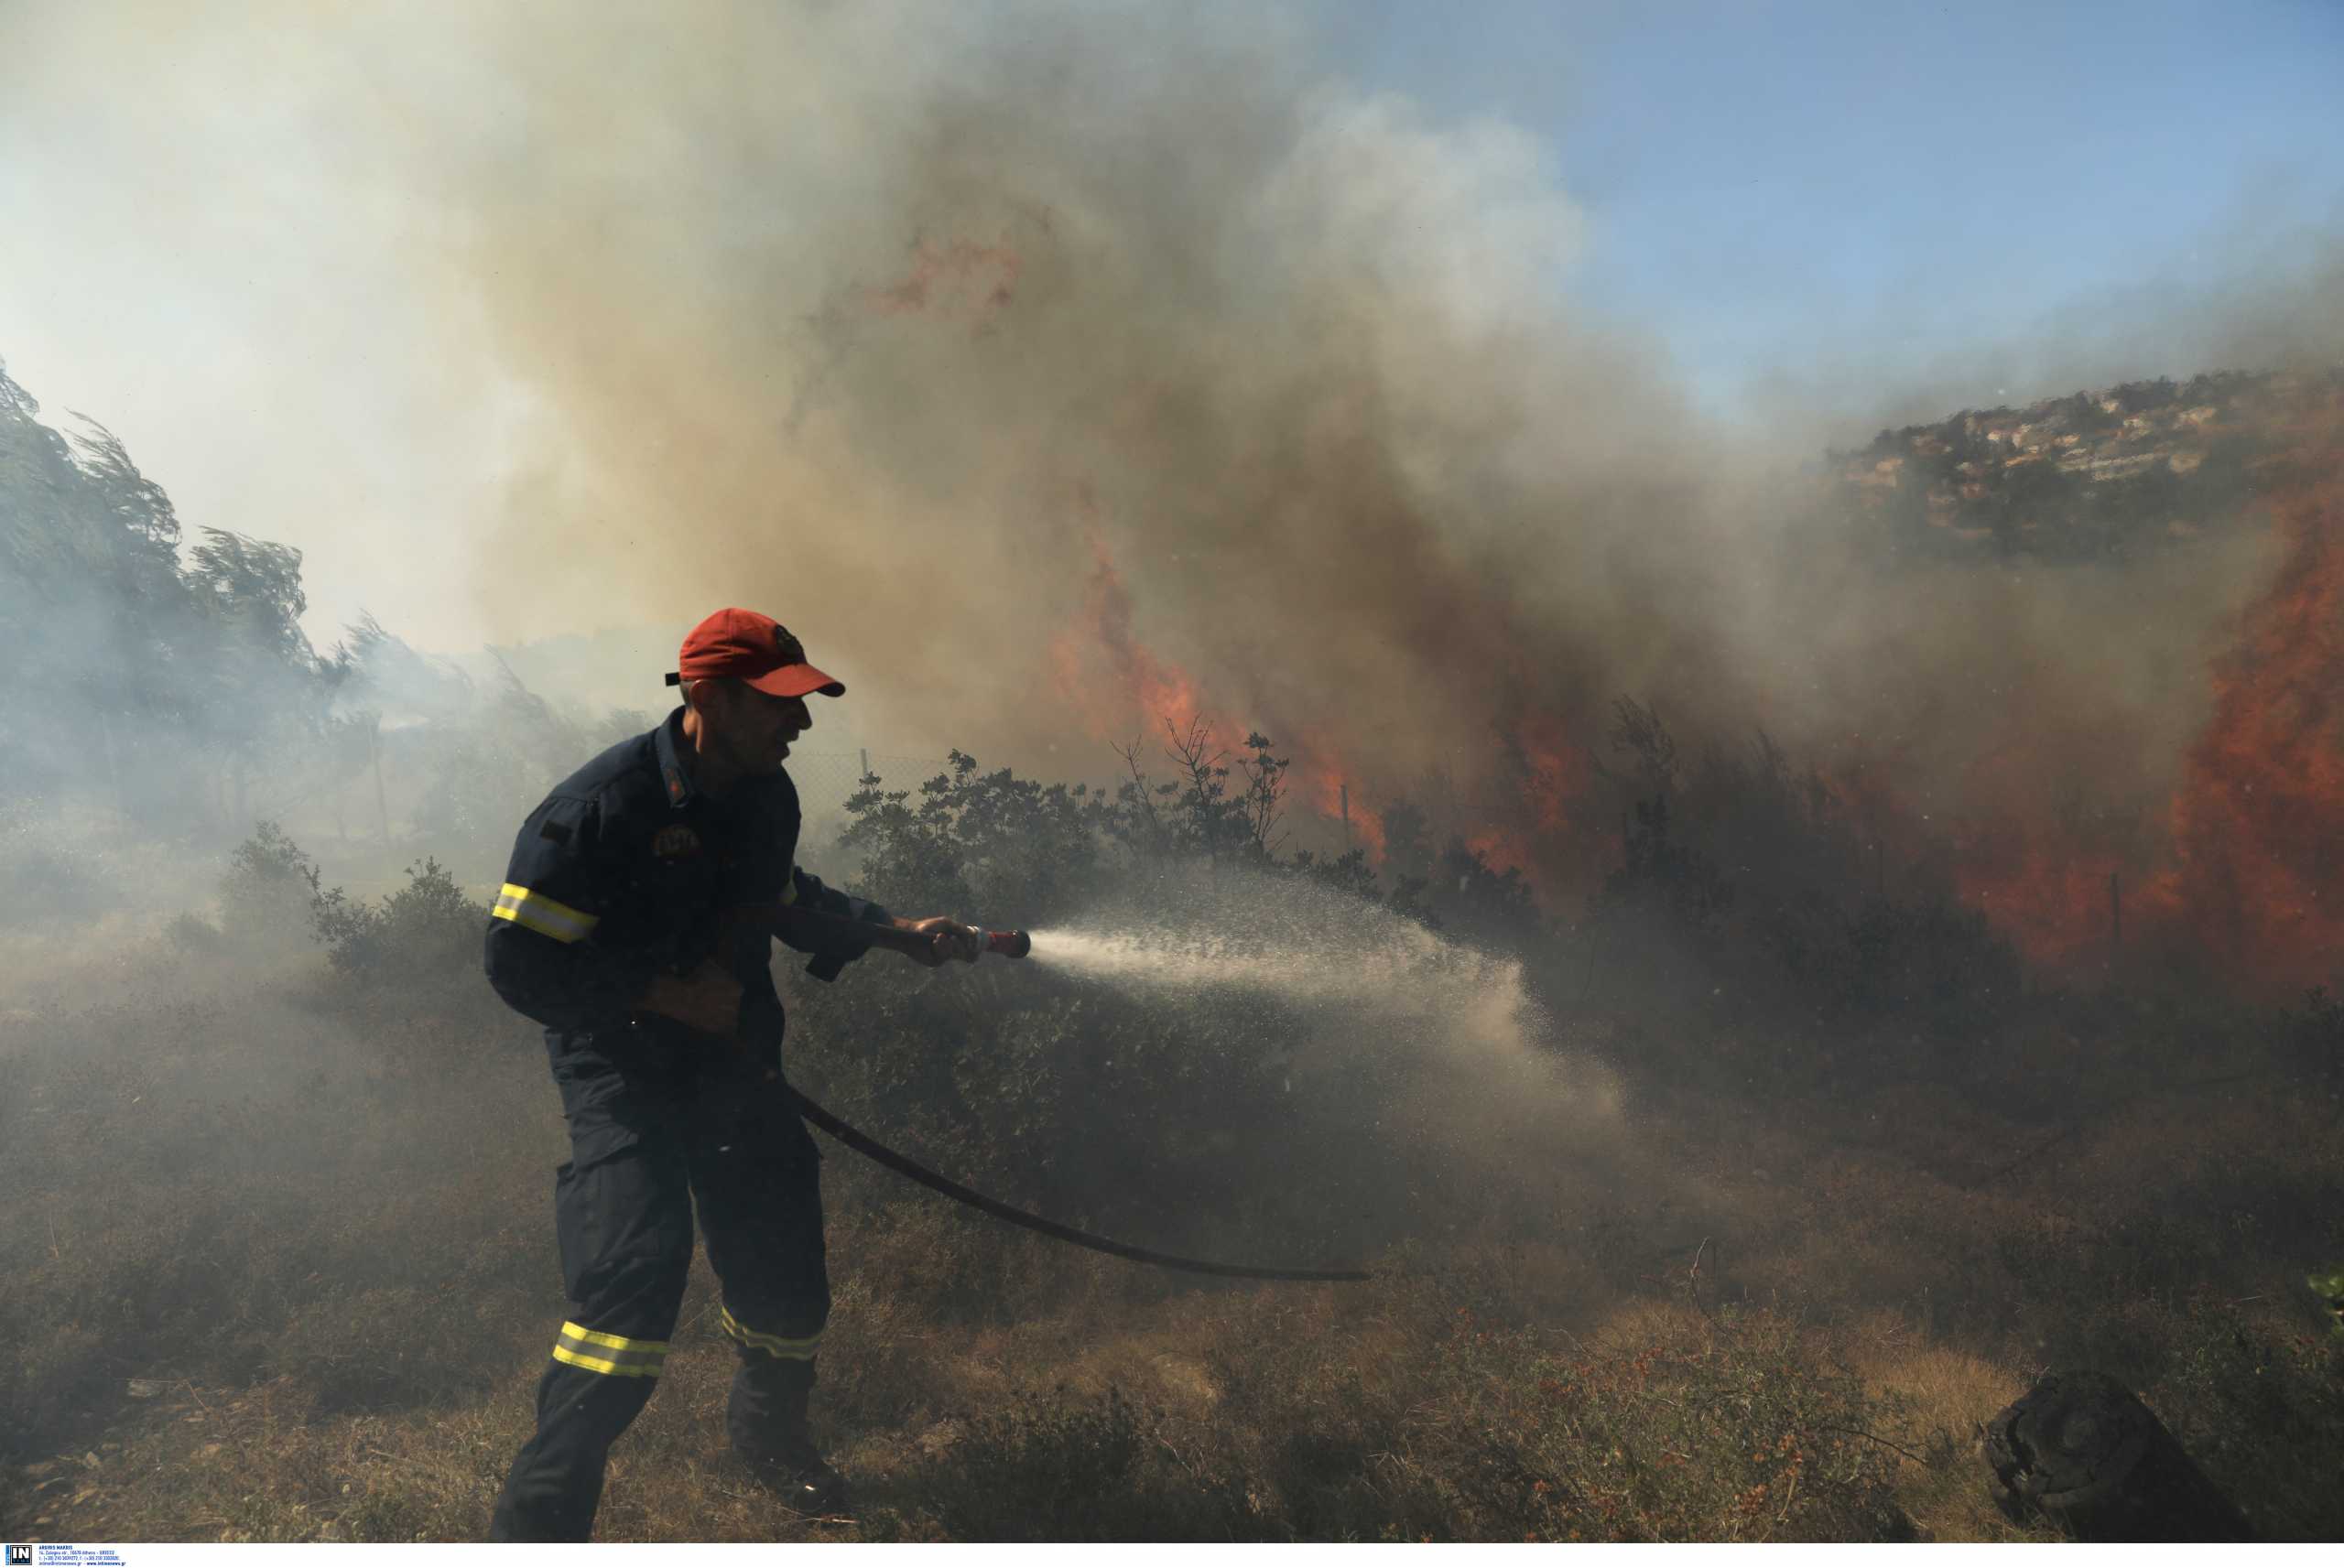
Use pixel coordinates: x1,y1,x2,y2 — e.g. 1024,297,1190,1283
1602,791,1734,941
1567,700,2047,1033
1128,724,1293,867
1757,893,2021,1032
1434,837,1542,948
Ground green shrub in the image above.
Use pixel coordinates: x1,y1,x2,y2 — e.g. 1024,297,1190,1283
218,821,322,952
308,858,484,990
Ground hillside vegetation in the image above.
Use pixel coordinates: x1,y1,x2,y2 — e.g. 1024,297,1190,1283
1829,367,2344,560
5,354,2341,1541
4,737,2340,1542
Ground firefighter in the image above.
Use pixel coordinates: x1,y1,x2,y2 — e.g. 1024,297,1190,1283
483,607,980,1541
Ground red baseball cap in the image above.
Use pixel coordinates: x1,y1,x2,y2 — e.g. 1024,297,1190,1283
667,608,845,699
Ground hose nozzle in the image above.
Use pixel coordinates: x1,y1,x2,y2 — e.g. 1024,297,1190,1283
985,929,1032,959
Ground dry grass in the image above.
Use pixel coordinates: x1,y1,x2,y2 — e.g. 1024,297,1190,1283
5,937,2342,1542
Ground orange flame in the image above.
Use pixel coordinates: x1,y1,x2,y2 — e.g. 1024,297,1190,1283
1286,730,1385,858
1518,714,1580,837
1048,530,1214,741
1039,412,2344,990
1953,836,2134,969
2162,443,2344,989
1937,410,2344,987
1466,826,1533,877
1047,526,1390,855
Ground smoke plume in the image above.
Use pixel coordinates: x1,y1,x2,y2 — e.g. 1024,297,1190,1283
5,0,2340,969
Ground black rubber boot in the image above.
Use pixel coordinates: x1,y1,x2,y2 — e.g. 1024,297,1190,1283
739,1445,850,1517
728,1355,849,1517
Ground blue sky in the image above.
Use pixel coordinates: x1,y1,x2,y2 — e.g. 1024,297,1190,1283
1332,0,2344,418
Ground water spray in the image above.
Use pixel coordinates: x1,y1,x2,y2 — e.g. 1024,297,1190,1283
735,877,1598,1282
726,896,1388,1281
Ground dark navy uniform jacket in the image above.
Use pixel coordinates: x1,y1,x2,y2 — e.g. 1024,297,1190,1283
484,708,889,1071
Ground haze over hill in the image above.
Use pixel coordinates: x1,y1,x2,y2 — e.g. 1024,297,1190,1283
7,341,2341,996
1829,367,2344,560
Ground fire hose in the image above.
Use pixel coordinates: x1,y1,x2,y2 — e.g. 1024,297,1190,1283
748,903,1374,1284
790,1090,1371,1282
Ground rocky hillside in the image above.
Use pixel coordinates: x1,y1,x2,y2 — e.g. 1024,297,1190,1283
1829,367,2344,561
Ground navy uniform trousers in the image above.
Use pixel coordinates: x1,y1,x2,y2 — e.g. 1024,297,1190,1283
488,1024,830,1541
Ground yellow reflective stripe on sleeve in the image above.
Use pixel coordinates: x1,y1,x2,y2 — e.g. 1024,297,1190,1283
493,883,600,943
551,1321,667,1378
780,874,799,906
719,1303,822,1361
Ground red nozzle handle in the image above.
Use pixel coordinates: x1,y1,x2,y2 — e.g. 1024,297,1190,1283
984,930,1031,959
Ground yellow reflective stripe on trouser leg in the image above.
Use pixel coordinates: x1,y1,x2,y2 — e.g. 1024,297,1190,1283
493,883,600,944
719,1303,822,1361
549,1321,669,1378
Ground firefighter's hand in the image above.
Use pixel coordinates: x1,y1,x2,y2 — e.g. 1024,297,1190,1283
896,915,982,967
635,961,744,1037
